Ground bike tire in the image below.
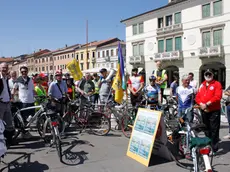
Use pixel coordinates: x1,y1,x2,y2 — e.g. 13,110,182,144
121,114,133,138
90,113,111,136
54,127,62,162
36,113,47,137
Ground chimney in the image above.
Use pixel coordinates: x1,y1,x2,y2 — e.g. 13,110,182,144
65,44,68,47
168,0,172,3
39,49,42,51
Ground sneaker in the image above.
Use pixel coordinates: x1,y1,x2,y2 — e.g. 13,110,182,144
21,132,32,139
223,134,230,139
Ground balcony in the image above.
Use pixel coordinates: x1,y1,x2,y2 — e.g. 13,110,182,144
198,45,223,58
97,56,119,63
154,50,182,61
129,56,144,65
157,24,183,35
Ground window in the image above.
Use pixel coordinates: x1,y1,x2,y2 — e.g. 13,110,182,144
202,31,211,47
98,52,100,58
158,40,164,53
133,22,144,35
111,49,114,56
213,0,222,16
35,60,37,64
50,57,53,61
175,37,182,51
54,57,56,61
46,58,48,62
42,67,45,71
58,56,59,60
76,54,79,60
39,67,41,71
166,39,173,52
65,55,66,59
174,12,181,24
31,59,33,63
158,18,164,28
42,58,45,63
50,66,53,70
106,50,109,56
87,52,89,59
92,52,95,58
46,66,48,71
102,51,105,57
111,63,114,68
166,15,172,26
139,23,144,34
54,66,56,70
35,68,37,72
60,56,62,60
80,63,84,70
68,54,69,58
213,29,223,46
132,43,144,56
133,24,138,35
72,53,74,58
87,62,90,69
116,49,118,55
81,53,83,60
202,4,210,18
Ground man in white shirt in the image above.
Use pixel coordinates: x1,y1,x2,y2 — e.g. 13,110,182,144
188,72,197,90
0,63,15,147
12,66,35,138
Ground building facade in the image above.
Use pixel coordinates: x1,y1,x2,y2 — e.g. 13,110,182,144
35,51,54,75
122,0,228,88
52,44,79,74
96,40,126,69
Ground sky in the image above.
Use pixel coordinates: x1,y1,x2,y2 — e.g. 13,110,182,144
0,0,167,57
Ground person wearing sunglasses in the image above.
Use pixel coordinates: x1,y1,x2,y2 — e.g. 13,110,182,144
12,66,35,139
195,69,222,154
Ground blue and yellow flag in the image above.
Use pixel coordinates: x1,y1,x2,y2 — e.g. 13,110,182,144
112,42,126,104
67,60,83,81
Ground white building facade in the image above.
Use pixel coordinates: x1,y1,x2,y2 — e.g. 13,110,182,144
96,41,126,69
122,0,229,89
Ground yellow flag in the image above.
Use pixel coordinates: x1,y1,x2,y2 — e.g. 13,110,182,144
112,64,123,104
67,60,83,81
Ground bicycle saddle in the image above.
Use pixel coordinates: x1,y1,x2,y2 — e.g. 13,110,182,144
190,123,207,133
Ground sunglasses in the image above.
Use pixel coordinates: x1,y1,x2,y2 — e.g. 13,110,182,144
21,70,28,73
205,72,213,76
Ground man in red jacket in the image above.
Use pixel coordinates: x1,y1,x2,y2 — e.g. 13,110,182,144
195,69,222,153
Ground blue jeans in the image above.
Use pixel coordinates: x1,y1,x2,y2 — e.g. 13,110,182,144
227,106,230,133
177,107,194,123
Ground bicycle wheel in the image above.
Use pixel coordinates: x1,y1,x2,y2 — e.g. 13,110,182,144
36,113,47,137
121,115,133,138
90,113,111,136
53,127,62,162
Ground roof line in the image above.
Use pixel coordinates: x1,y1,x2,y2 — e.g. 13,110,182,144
120,0,188,23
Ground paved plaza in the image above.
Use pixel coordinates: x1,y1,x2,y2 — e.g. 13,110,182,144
1,123,230,172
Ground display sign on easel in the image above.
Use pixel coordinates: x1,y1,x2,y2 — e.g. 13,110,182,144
126,108,171,167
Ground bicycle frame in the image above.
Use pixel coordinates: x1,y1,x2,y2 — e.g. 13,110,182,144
14,105,44,128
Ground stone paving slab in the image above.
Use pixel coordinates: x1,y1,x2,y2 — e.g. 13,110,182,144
0,124,230,172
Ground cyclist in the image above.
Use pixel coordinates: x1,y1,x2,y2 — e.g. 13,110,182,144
143,76,162,109
34,75,47,106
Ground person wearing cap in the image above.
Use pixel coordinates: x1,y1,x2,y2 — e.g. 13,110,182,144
12,66,35,139
176,74,195,122
143,76,161,109
92,73,100,104
41,73,49,94
98,68,113,103
195,69,222,153
34,76,47,106
48,71,68,116
152,61,168,102
127,68,144,107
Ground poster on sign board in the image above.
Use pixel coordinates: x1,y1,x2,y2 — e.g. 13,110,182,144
126,108,162,167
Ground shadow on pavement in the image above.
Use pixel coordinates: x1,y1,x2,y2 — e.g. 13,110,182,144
216,140,230,156
149,155,171,166
0,151,49,172
105,133,122,137
9,140,46,150
61,139,90,166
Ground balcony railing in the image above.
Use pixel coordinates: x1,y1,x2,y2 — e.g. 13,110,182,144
157,23,183,35
154,50,182,61
96,56,119,63
129,56,144,65
198,45,223,58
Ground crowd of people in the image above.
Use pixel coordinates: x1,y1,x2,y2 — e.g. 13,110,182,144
0,60,229,155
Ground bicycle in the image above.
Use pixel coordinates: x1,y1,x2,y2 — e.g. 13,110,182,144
63,95,111,136
12,97,50,140
169,109,213,172
42,105,63,162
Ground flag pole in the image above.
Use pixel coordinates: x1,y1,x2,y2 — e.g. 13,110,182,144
86,19,88,70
